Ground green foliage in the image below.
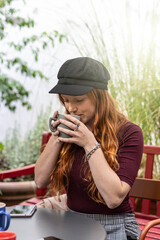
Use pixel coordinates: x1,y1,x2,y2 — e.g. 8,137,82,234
1,104,52,170
0,74,31,111
68,1,160,146
66,1,160,177
0,142,4,150
0,0,67,112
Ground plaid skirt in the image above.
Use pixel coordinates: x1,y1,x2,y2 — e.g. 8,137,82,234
68,208,140,240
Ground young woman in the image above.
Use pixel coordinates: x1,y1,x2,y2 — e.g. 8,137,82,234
35,57,143,240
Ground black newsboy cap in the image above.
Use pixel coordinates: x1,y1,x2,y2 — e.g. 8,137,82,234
49,57,110,96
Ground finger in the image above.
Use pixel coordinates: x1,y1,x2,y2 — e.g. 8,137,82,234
52,130,60,136
74,123,80,131
64,114,80,125
52,119,60,128
53,111,59,118
60,119,75,130
50,119,60,130
51,111,60,129
59,118,78,131
58,136,75,143
57,126,76,136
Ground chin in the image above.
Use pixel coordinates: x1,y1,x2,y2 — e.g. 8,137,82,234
80,116,87,123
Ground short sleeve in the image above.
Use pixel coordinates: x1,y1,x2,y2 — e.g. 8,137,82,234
116,122,143,187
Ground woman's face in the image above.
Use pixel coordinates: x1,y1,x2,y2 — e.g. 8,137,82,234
61,94,96,128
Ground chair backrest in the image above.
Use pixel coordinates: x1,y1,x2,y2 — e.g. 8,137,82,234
129,145,160,218
130,178,160,201
143,145,160,179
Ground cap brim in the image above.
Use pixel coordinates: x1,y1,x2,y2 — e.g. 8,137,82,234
49,84,93,96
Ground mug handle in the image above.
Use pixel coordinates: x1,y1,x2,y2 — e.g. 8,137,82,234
0,212,10,231
49,117,57,132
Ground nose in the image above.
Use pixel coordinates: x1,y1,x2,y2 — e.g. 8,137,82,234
67,103,78,114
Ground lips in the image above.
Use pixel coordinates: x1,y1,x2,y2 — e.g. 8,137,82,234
76,114,83,120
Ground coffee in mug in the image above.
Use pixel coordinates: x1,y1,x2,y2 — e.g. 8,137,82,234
0,202,10,231
49,114,80,138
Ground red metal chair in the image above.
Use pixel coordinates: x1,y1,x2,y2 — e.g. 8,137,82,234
0,132,52,205
129,145,160,240
139,218,160,240
130,145,160,218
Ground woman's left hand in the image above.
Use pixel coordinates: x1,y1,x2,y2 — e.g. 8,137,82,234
57,114,97,151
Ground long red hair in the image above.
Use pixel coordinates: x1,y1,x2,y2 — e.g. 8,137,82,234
49,89,128,203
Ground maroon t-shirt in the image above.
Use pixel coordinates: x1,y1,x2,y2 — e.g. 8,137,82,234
67,121,143,214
